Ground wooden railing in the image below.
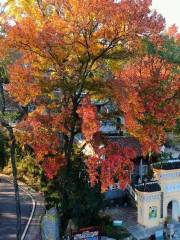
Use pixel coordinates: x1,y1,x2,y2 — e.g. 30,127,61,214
126,183,137,201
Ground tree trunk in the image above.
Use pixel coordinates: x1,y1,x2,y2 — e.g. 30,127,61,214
0,83,5,114
61,98,79,225
10,129,21,240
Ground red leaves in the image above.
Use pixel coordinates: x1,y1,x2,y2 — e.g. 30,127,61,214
15,108,66,178
167,24,180,43
77,96,100,141
52,108,71,134
101,143,135,191
86,141,136,192
44,155,65,180
1,0,170,188
3,0,166,111
113,56,180,155
167,24,178,38
86,156,99,187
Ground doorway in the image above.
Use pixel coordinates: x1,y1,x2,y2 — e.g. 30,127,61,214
167,200,179,221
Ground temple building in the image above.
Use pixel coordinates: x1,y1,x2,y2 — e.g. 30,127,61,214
136,160,180,228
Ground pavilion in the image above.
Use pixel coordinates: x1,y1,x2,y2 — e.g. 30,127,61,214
136,160,180,228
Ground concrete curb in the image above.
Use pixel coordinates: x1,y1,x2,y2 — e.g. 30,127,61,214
20,185,36,240
24,191,45,240
0,174,45,240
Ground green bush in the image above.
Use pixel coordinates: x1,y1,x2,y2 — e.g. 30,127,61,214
101,224,130,239
3,153,42,191
40,156,104,232
0,130,9,170
16,154,42,190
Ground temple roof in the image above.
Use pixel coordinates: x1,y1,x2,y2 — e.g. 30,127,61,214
153,159,180,170
107,136,142,157
135,181,161,192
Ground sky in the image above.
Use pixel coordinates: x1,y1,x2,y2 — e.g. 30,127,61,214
152,0,180,29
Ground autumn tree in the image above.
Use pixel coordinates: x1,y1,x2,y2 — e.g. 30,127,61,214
113,39,180,155
0,0,166,226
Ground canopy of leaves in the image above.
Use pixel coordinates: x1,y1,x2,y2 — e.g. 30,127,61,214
0,0,168,190
113,55,180,154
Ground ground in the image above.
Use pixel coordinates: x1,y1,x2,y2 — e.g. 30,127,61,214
0,177,32,240
103,206,180,240
0,175,45,240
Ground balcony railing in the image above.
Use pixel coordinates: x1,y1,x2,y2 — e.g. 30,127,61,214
126,183,137,201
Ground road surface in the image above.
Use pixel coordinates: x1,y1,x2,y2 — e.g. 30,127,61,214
0,176,32,240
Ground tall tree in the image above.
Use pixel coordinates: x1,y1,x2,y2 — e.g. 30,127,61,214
0,0,168,225
2,0,164,185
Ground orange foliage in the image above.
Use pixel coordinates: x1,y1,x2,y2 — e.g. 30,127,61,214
86,141,136,192
113,56,180,155
15,107,66,162
167,24,180,42
0,0,167,186
77,96,100,141
44,155,66,179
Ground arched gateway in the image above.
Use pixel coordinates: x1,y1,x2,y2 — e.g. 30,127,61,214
136,160,180,228
167,200,179,220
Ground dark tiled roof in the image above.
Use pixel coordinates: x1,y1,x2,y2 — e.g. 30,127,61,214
153,159,180,170
107,136,141,157
135,181,161,192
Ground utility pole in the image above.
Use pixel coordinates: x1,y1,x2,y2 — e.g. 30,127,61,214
0,67,21,240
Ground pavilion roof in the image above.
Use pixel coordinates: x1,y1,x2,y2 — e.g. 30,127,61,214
107,136,142,157
135,181,161,192
153,159,180,170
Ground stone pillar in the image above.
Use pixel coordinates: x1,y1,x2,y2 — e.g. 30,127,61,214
136,190,161,228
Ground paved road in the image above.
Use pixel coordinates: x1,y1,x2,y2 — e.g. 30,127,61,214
0,177,32,240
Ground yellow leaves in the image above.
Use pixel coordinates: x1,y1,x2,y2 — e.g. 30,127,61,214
30,105,45,116
1,0,168,119
6,61,41,105
3,0,165,86
5,0,42,21
47,101,57,109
